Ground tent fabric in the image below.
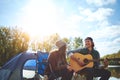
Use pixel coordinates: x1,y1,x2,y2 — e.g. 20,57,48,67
0,51,49,80
23,59,36,70
0,69,11,80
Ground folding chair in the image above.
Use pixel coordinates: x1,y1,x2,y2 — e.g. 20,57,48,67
36,51,49,80
36,51,61,80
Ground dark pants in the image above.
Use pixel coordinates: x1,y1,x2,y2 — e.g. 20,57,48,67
48,68,73,80
77,68,111,80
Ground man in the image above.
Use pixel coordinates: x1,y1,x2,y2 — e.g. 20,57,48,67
44,40,73,80
68,37,111,80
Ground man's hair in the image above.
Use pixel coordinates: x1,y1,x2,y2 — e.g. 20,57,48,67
85,37,93,42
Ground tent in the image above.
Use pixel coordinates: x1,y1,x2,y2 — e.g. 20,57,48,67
0,51,49,80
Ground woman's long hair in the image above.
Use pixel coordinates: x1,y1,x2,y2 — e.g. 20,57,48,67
58,45,67,63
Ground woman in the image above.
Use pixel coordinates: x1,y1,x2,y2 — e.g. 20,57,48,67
44,40,73,80
68,37,111,80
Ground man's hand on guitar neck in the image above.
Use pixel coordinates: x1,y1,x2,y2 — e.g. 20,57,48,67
103,58,109,67
101,58,109,69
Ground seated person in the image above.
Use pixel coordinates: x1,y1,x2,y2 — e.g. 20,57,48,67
68,37,111,80
44,40,73,80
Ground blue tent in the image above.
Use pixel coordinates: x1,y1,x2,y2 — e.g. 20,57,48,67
23,59,36,70
0,51,49,80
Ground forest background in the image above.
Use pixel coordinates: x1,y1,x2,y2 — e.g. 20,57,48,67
0,26,119,66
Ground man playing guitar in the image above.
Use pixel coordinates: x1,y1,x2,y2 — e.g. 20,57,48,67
68,37,111,80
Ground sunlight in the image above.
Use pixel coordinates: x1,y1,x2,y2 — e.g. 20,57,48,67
19,0,58,39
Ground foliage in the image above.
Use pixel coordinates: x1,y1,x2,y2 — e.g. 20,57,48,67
66,37,83,51
0,26,83,66
29,33,83,52
109,67,120,78
30,33,61,52
103,50,120,65
0,26,30,66
73,37,83,49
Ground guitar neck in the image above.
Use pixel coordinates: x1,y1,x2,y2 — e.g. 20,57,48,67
88,58,120,62
88,59,103,62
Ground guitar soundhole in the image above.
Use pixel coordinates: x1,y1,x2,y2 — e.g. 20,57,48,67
84,58,89,64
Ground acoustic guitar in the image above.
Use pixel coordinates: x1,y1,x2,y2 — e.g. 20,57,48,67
69,53,120,72
69,53,97,72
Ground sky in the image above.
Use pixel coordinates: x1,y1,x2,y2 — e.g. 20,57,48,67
0,0,120,57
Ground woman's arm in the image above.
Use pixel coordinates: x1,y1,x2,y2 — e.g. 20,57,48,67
67,49,82,54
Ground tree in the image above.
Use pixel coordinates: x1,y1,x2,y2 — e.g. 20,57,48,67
73,37,83,49
30,33,61,52
0,26,30,66
118,50,120,53
62,37,72,51
103,50,120,65
30,33,84,52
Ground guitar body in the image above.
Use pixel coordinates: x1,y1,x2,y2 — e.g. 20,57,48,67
70,53,94,72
